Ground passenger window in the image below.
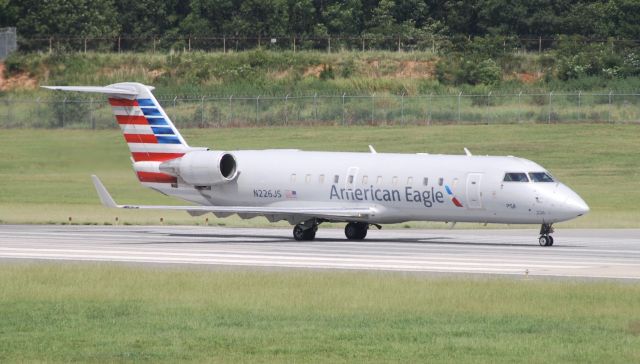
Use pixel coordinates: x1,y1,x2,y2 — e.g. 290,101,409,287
438,177,443,186
392,176,398,186
305,174,311,183
362,175,368,184
348,175,354,184
319,174,325,184
334,175,339,183
290,174,296,183
529,172,554,182
503,173,529,182
423,177,428,186
407,177,413,185
376,176,383,185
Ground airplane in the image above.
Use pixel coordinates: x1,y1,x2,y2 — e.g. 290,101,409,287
44,82,589,246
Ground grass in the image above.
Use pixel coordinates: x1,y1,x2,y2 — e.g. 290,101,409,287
0,263,639,362
0,124,638,227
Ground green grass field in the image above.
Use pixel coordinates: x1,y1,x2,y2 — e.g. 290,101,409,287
0,124,638,227
0,263,639,363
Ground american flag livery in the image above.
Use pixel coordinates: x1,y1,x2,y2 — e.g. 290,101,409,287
42,83,197,184
104,84,193,184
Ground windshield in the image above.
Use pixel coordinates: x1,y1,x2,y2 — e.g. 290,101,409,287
529,172,554,182
503,172,529,182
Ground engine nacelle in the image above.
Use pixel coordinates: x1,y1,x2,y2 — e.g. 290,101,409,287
159,151,238,186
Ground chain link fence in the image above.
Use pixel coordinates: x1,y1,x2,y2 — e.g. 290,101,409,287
16,34,639,54
0,27,18,59
1,92,639,129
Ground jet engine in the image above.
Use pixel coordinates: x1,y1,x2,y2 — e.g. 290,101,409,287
159,151,238,186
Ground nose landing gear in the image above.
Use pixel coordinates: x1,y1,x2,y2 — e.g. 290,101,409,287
539,223,554,246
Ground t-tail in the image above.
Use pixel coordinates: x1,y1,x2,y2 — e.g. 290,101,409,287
43,82,204,185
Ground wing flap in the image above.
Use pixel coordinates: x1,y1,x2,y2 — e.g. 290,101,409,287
91,175,376,219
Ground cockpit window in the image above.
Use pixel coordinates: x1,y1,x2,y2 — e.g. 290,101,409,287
503,172,529,182
529,172,554,182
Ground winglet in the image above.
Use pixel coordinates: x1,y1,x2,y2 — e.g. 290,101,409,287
368,145,377,154
464,147,472,156
91,175,119,208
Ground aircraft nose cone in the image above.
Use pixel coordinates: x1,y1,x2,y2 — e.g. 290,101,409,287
566,193,590,216
559,184,589,217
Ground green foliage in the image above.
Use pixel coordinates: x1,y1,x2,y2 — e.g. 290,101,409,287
319,64,335,80
436,56,502,86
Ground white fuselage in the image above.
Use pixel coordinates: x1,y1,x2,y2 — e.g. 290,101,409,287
145,150,589,225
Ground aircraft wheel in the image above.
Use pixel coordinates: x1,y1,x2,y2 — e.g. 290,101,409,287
345,222,368,240
538,235,551,246
293,224,316,241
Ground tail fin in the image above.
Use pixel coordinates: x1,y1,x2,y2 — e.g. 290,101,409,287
43,82,198,184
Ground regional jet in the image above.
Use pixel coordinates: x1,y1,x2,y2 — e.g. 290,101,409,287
44,83,589,246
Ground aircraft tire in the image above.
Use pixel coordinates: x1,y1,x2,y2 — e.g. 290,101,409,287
293,224,316,241
345,222,368,240
538,235,552,246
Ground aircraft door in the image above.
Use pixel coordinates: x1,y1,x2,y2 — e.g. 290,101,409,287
466,173,483,209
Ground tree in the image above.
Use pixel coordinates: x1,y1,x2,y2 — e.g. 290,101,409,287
15,0,120,37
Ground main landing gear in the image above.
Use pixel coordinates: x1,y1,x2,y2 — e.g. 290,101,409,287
538,223,554,246
293,222,318,241
293,221,376,241
344,222,368,240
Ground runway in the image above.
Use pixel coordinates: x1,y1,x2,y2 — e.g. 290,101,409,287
0,225,639,279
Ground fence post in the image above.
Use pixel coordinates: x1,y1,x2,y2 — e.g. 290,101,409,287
118,36,121,53
578,91,582,121
342,93,346,125
284,94,289,125
90,98,95,130
292,36,296,52
371,93,375,124
401,92,405,124
84,38,87,53
313,93,318,121
608,91,613,123
153,36,156,53
256,95,260,124
49,37,53,53
328,36,331,53
538,36,542,53
518,91,522,122
362,37,365,52
200,96,205,127
223,36,226,53
427,93,432,125
6,96,12,126
228,95,233,125
487,91,491,124
62,97,67,128
457,91,462,123
548,91,553,124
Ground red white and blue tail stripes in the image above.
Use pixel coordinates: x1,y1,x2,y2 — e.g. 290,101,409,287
109,97,189,160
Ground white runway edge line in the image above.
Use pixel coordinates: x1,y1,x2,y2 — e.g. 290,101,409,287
0,225,639,279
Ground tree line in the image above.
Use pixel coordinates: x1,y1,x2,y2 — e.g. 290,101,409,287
1,0,639,40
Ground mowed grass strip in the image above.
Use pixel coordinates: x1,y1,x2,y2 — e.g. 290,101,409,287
0,264,639,363
0,124,638,227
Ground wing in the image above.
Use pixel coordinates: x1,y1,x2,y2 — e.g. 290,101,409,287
92,175,376,220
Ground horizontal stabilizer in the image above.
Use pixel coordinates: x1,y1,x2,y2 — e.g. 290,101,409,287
42,85,141,96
